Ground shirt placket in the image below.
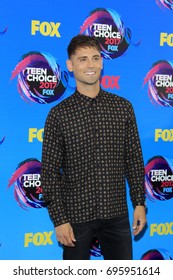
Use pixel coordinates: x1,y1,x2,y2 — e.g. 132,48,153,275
90,98,103,216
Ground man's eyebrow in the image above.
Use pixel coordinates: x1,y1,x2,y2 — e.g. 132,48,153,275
77,54,101,59
77,55,88,59
93,54,101,58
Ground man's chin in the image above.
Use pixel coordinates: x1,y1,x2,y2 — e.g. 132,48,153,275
83,79,99,86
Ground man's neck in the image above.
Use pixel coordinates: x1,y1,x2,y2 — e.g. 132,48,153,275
76,84,100,98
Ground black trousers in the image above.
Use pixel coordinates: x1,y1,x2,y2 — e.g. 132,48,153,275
63,215,132,260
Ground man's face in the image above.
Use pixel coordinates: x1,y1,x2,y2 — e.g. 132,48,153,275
66,47,103,87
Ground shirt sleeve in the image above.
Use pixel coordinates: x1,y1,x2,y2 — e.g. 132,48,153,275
124,101,146,208
41,107,69,227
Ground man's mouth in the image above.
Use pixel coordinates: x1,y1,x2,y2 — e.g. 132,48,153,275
85,71,96,75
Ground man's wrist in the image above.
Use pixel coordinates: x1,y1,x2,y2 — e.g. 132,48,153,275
135,202,146,207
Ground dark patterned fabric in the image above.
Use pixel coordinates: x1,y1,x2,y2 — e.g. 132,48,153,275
41,89,145,227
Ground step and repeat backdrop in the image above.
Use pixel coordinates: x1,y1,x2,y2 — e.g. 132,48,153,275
0,0,173,260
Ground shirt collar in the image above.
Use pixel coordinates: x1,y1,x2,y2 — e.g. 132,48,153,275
74,88,104,106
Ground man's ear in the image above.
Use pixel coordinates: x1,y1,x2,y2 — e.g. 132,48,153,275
66,59,73,72
101,57,103,70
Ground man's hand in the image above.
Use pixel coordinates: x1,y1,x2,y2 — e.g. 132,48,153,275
132,206,147,236
55,223,76,247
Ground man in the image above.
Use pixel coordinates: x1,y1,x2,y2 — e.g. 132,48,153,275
41,34,146,260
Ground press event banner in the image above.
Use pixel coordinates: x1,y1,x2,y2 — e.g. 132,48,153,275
0,0,173,261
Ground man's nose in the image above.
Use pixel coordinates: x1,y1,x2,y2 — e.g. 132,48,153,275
87,59,94,67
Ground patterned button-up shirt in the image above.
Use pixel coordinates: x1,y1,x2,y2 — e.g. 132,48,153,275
41,89,145,227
